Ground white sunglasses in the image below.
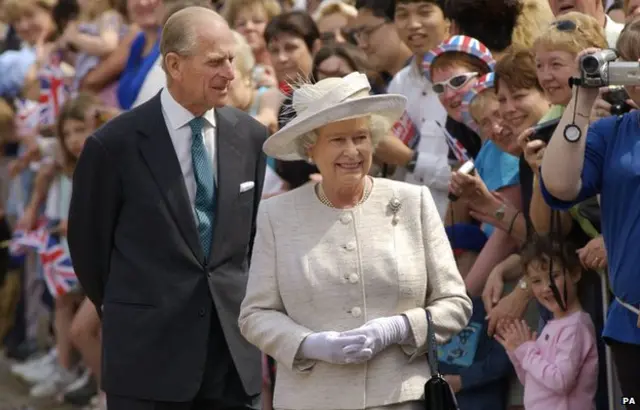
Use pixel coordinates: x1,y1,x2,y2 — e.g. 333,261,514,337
432,72,478,94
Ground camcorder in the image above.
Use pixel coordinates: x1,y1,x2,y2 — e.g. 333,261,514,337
578,49,640,88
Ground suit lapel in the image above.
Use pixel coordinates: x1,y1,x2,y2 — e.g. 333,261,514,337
209,107,245,267
137,94,204,264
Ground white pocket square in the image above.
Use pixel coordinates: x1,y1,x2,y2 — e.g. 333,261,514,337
239,181,255,193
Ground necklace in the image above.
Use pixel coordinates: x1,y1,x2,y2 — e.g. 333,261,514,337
316,177,372,208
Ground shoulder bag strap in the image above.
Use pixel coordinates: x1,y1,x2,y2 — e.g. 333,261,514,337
426,309,439,376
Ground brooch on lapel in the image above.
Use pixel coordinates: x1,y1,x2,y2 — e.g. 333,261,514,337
388,197,402,225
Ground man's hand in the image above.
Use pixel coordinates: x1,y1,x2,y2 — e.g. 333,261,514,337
443,375,462,393
486,287,530,336
298,331,371,365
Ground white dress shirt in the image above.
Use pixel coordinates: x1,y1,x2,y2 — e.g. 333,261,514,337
387,59,450,219
160,87,217,207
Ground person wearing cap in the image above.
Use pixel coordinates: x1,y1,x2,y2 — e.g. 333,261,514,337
423,35,494,166
383,0,451,219
238,72,471,410
422,35,503,287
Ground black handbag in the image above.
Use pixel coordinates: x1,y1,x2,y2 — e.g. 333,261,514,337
423,310,459,410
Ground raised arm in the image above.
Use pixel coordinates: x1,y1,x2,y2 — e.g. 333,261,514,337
541,86,598,201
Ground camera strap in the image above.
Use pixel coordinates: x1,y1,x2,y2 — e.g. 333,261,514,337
548,210,568,311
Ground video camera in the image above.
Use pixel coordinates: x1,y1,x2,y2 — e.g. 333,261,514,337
577,49,640,88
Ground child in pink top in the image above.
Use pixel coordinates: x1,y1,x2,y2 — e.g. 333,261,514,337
496,236,598,410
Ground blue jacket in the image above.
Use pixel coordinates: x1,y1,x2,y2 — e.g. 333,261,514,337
439,297,513,410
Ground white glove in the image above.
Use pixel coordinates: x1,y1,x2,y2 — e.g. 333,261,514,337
297,331,372,365
341,315,411,359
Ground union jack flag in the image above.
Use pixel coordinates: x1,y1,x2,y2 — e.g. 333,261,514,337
38,52,69,126
39,233,70,298
52,254,78,296
9,218,49,256
437,121,470,164
14,98,40,138
392,111,420,150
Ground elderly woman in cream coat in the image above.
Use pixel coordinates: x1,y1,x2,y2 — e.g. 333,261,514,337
239,72,471,410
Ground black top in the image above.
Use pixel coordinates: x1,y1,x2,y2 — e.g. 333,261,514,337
518,154,592,246
518,155,534,224
446,116,483,160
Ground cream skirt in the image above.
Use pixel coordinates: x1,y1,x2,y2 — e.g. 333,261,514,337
276,401,423,410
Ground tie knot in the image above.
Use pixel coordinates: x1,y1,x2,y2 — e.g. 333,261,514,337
189,117,205,135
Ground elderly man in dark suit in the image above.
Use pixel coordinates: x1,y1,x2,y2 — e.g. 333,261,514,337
67,6,266,410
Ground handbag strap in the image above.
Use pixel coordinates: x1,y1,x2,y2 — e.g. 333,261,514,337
426,309,439,376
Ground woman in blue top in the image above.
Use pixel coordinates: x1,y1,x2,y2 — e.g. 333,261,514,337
540,21,640,402
116,0,163,110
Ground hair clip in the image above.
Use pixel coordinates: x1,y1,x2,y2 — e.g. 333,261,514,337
388,197,402,225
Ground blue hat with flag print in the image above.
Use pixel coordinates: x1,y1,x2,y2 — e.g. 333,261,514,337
461,72,496,132
422,35,496,83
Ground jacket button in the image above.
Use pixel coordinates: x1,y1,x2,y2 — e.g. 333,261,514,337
340,214,352,224
351,307,362,317
348,273,359,283
199,308,206,317
344,242,356,251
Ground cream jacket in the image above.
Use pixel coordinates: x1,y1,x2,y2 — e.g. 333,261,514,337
239,178,471,410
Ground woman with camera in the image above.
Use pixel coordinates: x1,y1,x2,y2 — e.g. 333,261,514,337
540,19,640,403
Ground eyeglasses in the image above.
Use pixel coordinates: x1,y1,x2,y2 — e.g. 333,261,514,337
320,28,356,44
432,72,478,94
551,20,578,32
352,21,386,43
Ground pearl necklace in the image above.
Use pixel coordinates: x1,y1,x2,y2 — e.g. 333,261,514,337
316,177,373,208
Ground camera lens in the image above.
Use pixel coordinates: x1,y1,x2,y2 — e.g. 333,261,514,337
581,55,601,75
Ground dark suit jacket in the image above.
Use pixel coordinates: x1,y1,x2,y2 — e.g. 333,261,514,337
67,93,267,402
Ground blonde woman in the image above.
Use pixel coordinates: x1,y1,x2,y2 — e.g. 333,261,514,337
511,0,554,50
229,31,277,131
229,31,285,198
222,0,281,87
312,0,357,44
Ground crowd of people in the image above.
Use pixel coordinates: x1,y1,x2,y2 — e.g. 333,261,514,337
0,0,638,409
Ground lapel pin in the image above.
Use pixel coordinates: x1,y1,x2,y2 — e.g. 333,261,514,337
388,197,402,225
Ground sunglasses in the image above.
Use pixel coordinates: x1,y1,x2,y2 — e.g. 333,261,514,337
551,19,578,32
432,72,478,94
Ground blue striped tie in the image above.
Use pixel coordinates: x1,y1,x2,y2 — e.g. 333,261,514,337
188,117,215,261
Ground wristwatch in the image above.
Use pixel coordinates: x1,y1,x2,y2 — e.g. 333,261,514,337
494,204,506,221
518,278,528,290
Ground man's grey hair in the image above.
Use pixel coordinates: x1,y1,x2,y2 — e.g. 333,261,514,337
295,115,392,159
160,4,225,72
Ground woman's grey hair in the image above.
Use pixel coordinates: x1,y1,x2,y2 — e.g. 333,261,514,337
295,115,392,159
